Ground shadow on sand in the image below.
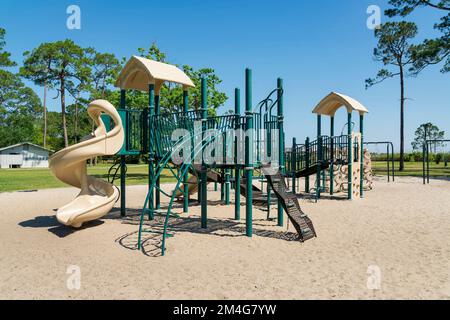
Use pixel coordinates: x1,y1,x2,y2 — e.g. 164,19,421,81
18,215,104,238
110,207,300,258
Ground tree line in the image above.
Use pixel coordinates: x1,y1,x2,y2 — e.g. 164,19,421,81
0,0,448,169
366,0,449,170
0,33,227,152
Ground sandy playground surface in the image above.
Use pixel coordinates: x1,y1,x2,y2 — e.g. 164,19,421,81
0,176,449,300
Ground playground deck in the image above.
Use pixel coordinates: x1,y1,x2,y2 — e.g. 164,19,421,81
1,176,449,299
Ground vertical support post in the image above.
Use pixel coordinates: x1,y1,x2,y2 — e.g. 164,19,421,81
224,128,230,205
316,136,322,200
360,114,364,198
316,115,322,200
220,169,225,201
422,144,426,185
154,93,161,210
148,84,155,212
266,182,271,218
424,129,429,184
426,141,430,184
201,77,208,228
120,89,126,217
234,88,241,220
305,137,310,193
387,144,391,183
183,89,189,212
291,137,296,194
330,116,334,195
391,143,395,182
347,112,353,200
277,78,284,227
225,169,230,205
245,69,253,237
317,115,322,137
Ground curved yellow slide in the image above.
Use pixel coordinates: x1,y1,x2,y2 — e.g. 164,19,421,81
49,100,124,228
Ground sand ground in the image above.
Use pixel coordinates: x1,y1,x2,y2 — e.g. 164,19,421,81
0,176,449,300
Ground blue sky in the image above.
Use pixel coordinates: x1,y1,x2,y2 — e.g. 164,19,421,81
1,0,449,151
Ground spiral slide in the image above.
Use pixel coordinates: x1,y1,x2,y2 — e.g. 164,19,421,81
49,100,124,228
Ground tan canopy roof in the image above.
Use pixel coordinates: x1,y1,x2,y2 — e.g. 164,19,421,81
312,92,369,116
115,56,195,92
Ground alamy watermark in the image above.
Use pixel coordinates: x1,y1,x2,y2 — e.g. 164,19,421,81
66,5,81,30
66,265,81,290
170,123,280,175
366,265,381,290
366,5,381,30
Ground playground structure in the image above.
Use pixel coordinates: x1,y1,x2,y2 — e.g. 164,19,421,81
48,56,381,256
285,92,370,201
110,56,316,255
48,100,124,227
422,139,450,184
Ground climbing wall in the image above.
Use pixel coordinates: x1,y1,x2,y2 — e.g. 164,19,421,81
351,133,361,198
316,133,373,198
363,148,373,190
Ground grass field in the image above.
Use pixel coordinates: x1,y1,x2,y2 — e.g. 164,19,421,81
1,161,449,193
372,161,450,178
0,164,176,192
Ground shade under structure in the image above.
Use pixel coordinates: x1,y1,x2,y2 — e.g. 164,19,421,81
115,55,195,92
312,92,369,116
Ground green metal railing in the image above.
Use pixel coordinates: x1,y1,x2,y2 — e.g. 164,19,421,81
286,134,358,175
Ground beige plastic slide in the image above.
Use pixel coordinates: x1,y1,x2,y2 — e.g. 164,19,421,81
175,175,199,198
49,100,124,228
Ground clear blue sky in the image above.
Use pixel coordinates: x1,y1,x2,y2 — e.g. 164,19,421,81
1,0,449,151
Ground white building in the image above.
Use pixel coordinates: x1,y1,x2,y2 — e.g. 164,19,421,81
0,142,53,168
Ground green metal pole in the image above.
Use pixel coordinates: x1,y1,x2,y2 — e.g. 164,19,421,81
245,69,253,237
360,114,364,198
266,182,271,218
387,144,390,182
391,143,395,182
317,115,322,137
120,89,126,217
291,137,296,194
316,136,322,200
422,143,426,184
426,141,430,184
225,169,230,205
424,129,429,184
316,115,322,200
305,137,310,193
330,116,334,195
155,94,161,209
234,88,241,221
347,112,352,200
277,78,284,226
183,90,189,212
224,125,230,205
148,84,155,212
221,170,225,202
201,77,208,229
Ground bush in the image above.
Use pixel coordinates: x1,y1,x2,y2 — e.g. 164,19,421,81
411,152,423,162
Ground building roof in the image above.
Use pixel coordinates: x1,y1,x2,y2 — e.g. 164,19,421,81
0,142,54,153
115,55,195,92
312,92,369,116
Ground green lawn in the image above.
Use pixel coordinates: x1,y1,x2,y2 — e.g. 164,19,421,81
1,161,448,193
0,164,176,192
372,161,450,178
